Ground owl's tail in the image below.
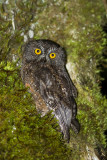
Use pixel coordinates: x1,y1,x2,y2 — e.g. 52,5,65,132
55,104,80,142
71,118,80,134
55,105,72,142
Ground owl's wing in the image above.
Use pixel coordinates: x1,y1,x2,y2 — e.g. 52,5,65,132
34,68,80,141
60,68,78,98
68,78,78,98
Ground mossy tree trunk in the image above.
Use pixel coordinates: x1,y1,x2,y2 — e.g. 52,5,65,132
0,0,107,159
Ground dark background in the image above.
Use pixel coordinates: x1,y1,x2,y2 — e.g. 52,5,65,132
101,18,107,141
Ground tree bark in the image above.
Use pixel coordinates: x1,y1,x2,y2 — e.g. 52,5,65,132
102,0,107,14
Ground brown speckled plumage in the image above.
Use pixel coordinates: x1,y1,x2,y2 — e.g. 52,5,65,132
21,39,80,142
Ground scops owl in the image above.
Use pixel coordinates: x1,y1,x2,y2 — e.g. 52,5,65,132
21,39,80,142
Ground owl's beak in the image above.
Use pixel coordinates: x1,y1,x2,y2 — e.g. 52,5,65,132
39,55,46,63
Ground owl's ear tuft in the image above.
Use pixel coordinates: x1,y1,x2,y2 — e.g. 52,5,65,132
62,48,67,64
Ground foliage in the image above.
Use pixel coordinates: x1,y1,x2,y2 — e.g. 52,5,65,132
0,0,107,159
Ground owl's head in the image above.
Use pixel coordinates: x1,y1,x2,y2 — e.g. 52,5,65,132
23,39,66,67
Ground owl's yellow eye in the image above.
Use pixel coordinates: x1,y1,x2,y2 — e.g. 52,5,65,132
49,53,56,59
35,49,41,55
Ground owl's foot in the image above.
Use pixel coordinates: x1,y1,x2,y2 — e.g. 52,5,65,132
71,119,80,134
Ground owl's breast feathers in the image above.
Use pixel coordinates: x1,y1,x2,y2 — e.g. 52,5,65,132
35,66,72,108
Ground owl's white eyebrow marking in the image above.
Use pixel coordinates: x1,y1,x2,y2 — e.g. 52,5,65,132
41,46,44,51
38,45,44,53
47,47,56,53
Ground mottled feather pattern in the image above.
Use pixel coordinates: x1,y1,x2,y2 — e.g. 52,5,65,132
21,39,80,142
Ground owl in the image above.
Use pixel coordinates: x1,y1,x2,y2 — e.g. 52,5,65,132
21,39,80,142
